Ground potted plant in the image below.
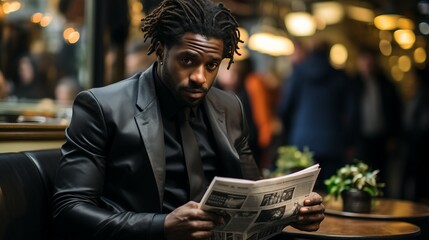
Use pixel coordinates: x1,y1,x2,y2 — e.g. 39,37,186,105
271,146,315,177
324,161,385,213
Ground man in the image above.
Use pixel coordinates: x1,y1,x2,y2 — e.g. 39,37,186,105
51,0,325,239
277,40,352,190
351,48,402,185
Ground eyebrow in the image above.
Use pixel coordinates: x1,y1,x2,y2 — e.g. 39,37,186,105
181,51,223,62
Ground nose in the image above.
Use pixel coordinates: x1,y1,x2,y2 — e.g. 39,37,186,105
189,65,206,85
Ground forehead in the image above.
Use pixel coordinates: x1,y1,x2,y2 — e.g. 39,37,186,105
171,32,224,58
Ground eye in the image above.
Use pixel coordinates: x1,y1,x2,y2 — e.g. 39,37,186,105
181,56,193,66
206,62,219,71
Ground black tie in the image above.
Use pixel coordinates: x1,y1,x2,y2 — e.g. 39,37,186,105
179,108,205,201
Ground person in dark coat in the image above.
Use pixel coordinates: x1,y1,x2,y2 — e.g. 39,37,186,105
350,48,403,184
277,40,353,190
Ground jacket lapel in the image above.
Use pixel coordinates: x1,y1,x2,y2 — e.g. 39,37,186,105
204,92,243,178
132,67,245,207
134,66,166,208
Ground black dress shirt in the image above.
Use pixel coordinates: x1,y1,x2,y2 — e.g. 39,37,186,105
153,71,220,213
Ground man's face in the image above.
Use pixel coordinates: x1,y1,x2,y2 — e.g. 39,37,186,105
157,32,224,106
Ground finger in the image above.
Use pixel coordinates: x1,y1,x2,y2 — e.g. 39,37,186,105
188,209,220,223
189,219,217,231
299,204,325,215
297,212,325,223
186,201,201,208
303,193,323,205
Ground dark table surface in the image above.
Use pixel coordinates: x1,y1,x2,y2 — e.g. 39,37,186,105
324,198,429,220
283,215,421,239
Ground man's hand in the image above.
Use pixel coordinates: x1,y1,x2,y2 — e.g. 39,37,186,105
290,192,325,231
164,201,223,240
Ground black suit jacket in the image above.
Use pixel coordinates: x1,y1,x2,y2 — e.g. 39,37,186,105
52,64,261,239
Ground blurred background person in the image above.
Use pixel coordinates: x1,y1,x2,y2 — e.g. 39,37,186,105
216,57,275,169
350,48,403,186
401,68,429,203
10,54,47,100
277,40,353,190
54,76,81,106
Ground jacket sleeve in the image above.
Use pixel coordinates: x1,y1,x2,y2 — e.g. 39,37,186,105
51,90,167,240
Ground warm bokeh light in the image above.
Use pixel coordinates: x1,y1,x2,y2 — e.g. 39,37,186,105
398,55,412,72
2,1,21,14
63,27,80,44
346,5,374,23
312,1,344,25
397,17,415,30
40,15,52,27
374,14,401,30
414,47,427,64
248,32,294,56
132,1,143,12
284,12,316,37
379,40,392,56
330,43,348,68
67,32,80,44
394,29,416,49
130,0,145,27
63,27,75,39
31,12,43,23
391,65,404,81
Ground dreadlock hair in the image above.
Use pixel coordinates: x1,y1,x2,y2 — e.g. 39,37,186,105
141,0,242,69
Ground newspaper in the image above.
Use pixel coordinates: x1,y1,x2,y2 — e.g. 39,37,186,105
199,164,321,240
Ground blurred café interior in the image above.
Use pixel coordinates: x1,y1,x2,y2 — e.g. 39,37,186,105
0,0,429,209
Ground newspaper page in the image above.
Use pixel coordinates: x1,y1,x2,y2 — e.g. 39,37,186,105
199,164,321,240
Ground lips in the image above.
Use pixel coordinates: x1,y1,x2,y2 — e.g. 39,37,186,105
186,89,204,98
186,86,207,93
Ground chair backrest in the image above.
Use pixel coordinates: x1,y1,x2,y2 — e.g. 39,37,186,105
0,149,61,240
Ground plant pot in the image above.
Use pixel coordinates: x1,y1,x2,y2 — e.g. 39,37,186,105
341,189,372,213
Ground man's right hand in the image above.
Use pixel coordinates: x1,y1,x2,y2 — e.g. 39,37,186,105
164,201,224,240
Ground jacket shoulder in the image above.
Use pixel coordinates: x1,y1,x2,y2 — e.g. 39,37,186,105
89,73,143,99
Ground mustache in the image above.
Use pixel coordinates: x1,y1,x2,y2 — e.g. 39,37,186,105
183,85,209,93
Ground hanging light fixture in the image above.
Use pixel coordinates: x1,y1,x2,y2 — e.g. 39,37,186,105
1,1,21,14
374,14,402,30
248,0,295,56
397,17,415,30
248,20,294,56
330,43,348,68
284,12,316,37
312,1,344,26
394,29,416,49
346,4,374,23
284,0,316,37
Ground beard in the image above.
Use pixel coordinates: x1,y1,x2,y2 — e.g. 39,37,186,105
158,62,209,107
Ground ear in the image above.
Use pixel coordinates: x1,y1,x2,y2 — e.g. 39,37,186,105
155,42,164,62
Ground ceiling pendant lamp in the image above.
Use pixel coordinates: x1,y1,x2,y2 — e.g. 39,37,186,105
284,12,316,37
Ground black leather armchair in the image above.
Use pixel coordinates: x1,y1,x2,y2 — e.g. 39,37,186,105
0,149,60,240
